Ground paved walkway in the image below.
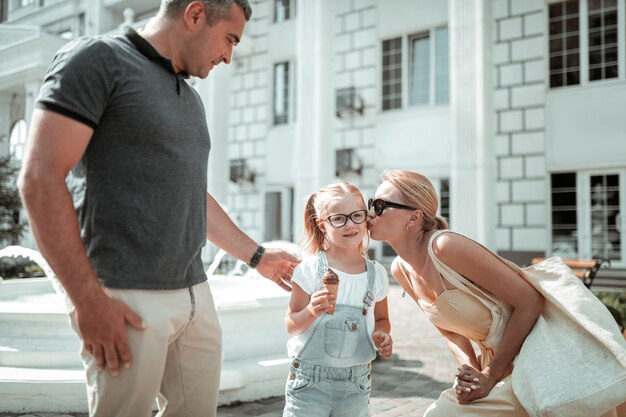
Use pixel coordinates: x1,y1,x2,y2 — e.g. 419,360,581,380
0,284,457,417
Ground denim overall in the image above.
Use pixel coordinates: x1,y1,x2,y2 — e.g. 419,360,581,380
283,252,377,417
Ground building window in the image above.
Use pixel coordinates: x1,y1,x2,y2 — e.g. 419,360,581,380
382,37,402,110
588,0,618,81
439,178,450,227
14,0,34,9
382,26,449,111
265,191,282,241
274,0,293,23
434,27,450,104
273,62,290,125
590,174,621,261
1,0,8,22
46,13,85,39
381,242,397,258
409,33,430,106
550,171,625,265
264,188,293,242
9,120,27,162
78,12,85,37
549,0,621,88
549,0,581,87
550,173,578,257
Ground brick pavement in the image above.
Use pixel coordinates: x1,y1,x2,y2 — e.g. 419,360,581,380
1,284,457,417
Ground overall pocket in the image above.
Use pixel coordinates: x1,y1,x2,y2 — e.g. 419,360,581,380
285,373,311,396
354,373,372,393
324,318,360,358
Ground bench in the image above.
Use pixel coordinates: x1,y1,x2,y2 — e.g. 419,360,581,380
530,258,611,288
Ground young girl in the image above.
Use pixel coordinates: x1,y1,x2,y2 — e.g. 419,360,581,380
283,181,393,417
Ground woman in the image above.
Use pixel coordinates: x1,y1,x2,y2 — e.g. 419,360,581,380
367,169,626,417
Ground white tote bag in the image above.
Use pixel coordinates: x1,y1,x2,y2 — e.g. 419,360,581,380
428,231,626,417
511,257,626,417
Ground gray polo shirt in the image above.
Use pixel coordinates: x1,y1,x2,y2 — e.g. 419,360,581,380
37,28,211,290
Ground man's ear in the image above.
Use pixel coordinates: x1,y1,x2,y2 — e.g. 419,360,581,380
183,1,205,29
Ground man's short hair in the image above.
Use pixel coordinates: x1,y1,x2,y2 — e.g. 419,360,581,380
160,0,252,25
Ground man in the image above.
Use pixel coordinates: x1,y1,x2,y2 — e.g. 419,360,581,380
17,0,299,416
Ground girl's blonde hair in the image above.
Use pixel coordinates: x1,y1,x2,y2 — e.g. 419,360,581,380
301,181,369,255
382,170,449,231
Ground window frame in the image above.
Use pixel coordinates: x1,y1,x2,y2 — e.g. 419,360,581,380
263,186,294,242
273,0,294,24
548,0,626,89
548,169,626,267
272,60,294,126
381,25,449,112
9,119,27,162
382,37,403,111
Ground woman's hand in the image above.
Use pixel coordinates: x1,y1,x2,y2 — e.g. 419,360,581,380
306,290,334,317
372,331,393,359
454,364,498,403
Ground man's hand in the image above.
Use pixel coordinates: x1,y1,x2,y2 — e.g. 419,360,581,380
255,247,300,291
74,293,145,376
373,331,393,359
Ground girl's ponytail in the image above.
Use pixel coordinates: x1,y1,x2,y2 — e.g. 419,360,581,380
301,192,326,254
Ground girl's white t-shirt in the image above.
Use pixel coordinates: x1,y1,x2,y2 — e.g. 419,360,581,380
286,254,390,358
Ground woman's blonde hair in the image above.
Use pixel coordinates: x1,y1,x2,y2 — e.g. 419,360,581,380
301,181,369,255
382,170,448,231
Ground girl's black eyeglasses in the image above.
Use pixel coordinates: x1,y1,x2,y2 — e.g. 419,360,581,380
324,209,368,228
368,198,417,216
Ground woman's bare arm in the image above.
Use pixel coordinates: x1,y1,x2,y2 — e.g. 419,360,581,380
432,233,543,390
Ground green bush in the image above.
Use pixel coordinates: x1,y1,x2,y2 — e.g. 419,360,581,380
594,290,626,327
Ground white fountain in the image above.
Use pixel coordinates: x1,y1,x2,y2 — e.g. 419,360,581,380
0,245,294,413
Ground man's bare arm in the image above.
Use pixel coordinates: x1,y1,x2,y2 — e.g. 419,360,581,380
206,193,299,291
18,109,144,376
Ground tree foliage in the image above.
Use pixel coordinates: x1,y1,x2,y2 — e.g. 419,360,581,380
0,155,25,244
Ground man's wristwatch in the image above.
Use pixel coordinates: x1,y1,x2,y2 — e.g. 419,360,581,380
247,245,265,269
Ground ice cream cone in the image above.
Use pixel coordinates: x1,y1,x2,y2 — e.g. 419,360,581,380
322,267,339,315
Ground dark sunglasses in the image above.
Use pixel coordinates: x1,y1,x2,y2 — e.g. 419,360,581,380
368,198,417,216
324,209,368,228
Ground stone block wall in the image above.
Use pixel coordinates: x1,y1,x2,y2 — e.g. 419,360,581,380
493,0,548,254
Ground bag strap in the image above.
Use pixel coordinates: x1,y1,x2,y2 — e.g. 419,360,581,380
427,230,513,312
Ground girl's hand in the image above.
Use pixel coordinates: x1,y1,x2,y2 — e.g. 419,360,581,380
454,364,498,403
306,290,334,317
372,331,393,359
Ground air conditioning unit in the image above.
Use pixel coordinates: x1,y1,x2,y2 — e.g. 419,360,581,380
335,148,362,178
335,87,364,119
229,159,255,185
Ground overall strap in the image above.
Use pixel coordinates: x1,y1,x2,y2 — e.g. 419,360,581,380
314,251,330,291
316,251,329,271
361,257,376,316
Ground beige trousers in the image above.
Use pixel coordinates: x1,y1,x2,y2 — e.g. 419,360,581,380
68,281,222,417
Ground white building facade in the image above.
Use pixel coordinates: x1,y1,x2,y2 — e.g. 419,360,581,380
1,0,624,279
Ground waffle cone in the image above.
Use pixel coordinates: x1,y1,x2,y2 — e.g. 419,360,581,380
323,283,339,315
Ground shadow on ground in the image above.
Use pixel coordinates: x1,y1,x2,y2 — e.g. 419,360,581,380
371,357,452,400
